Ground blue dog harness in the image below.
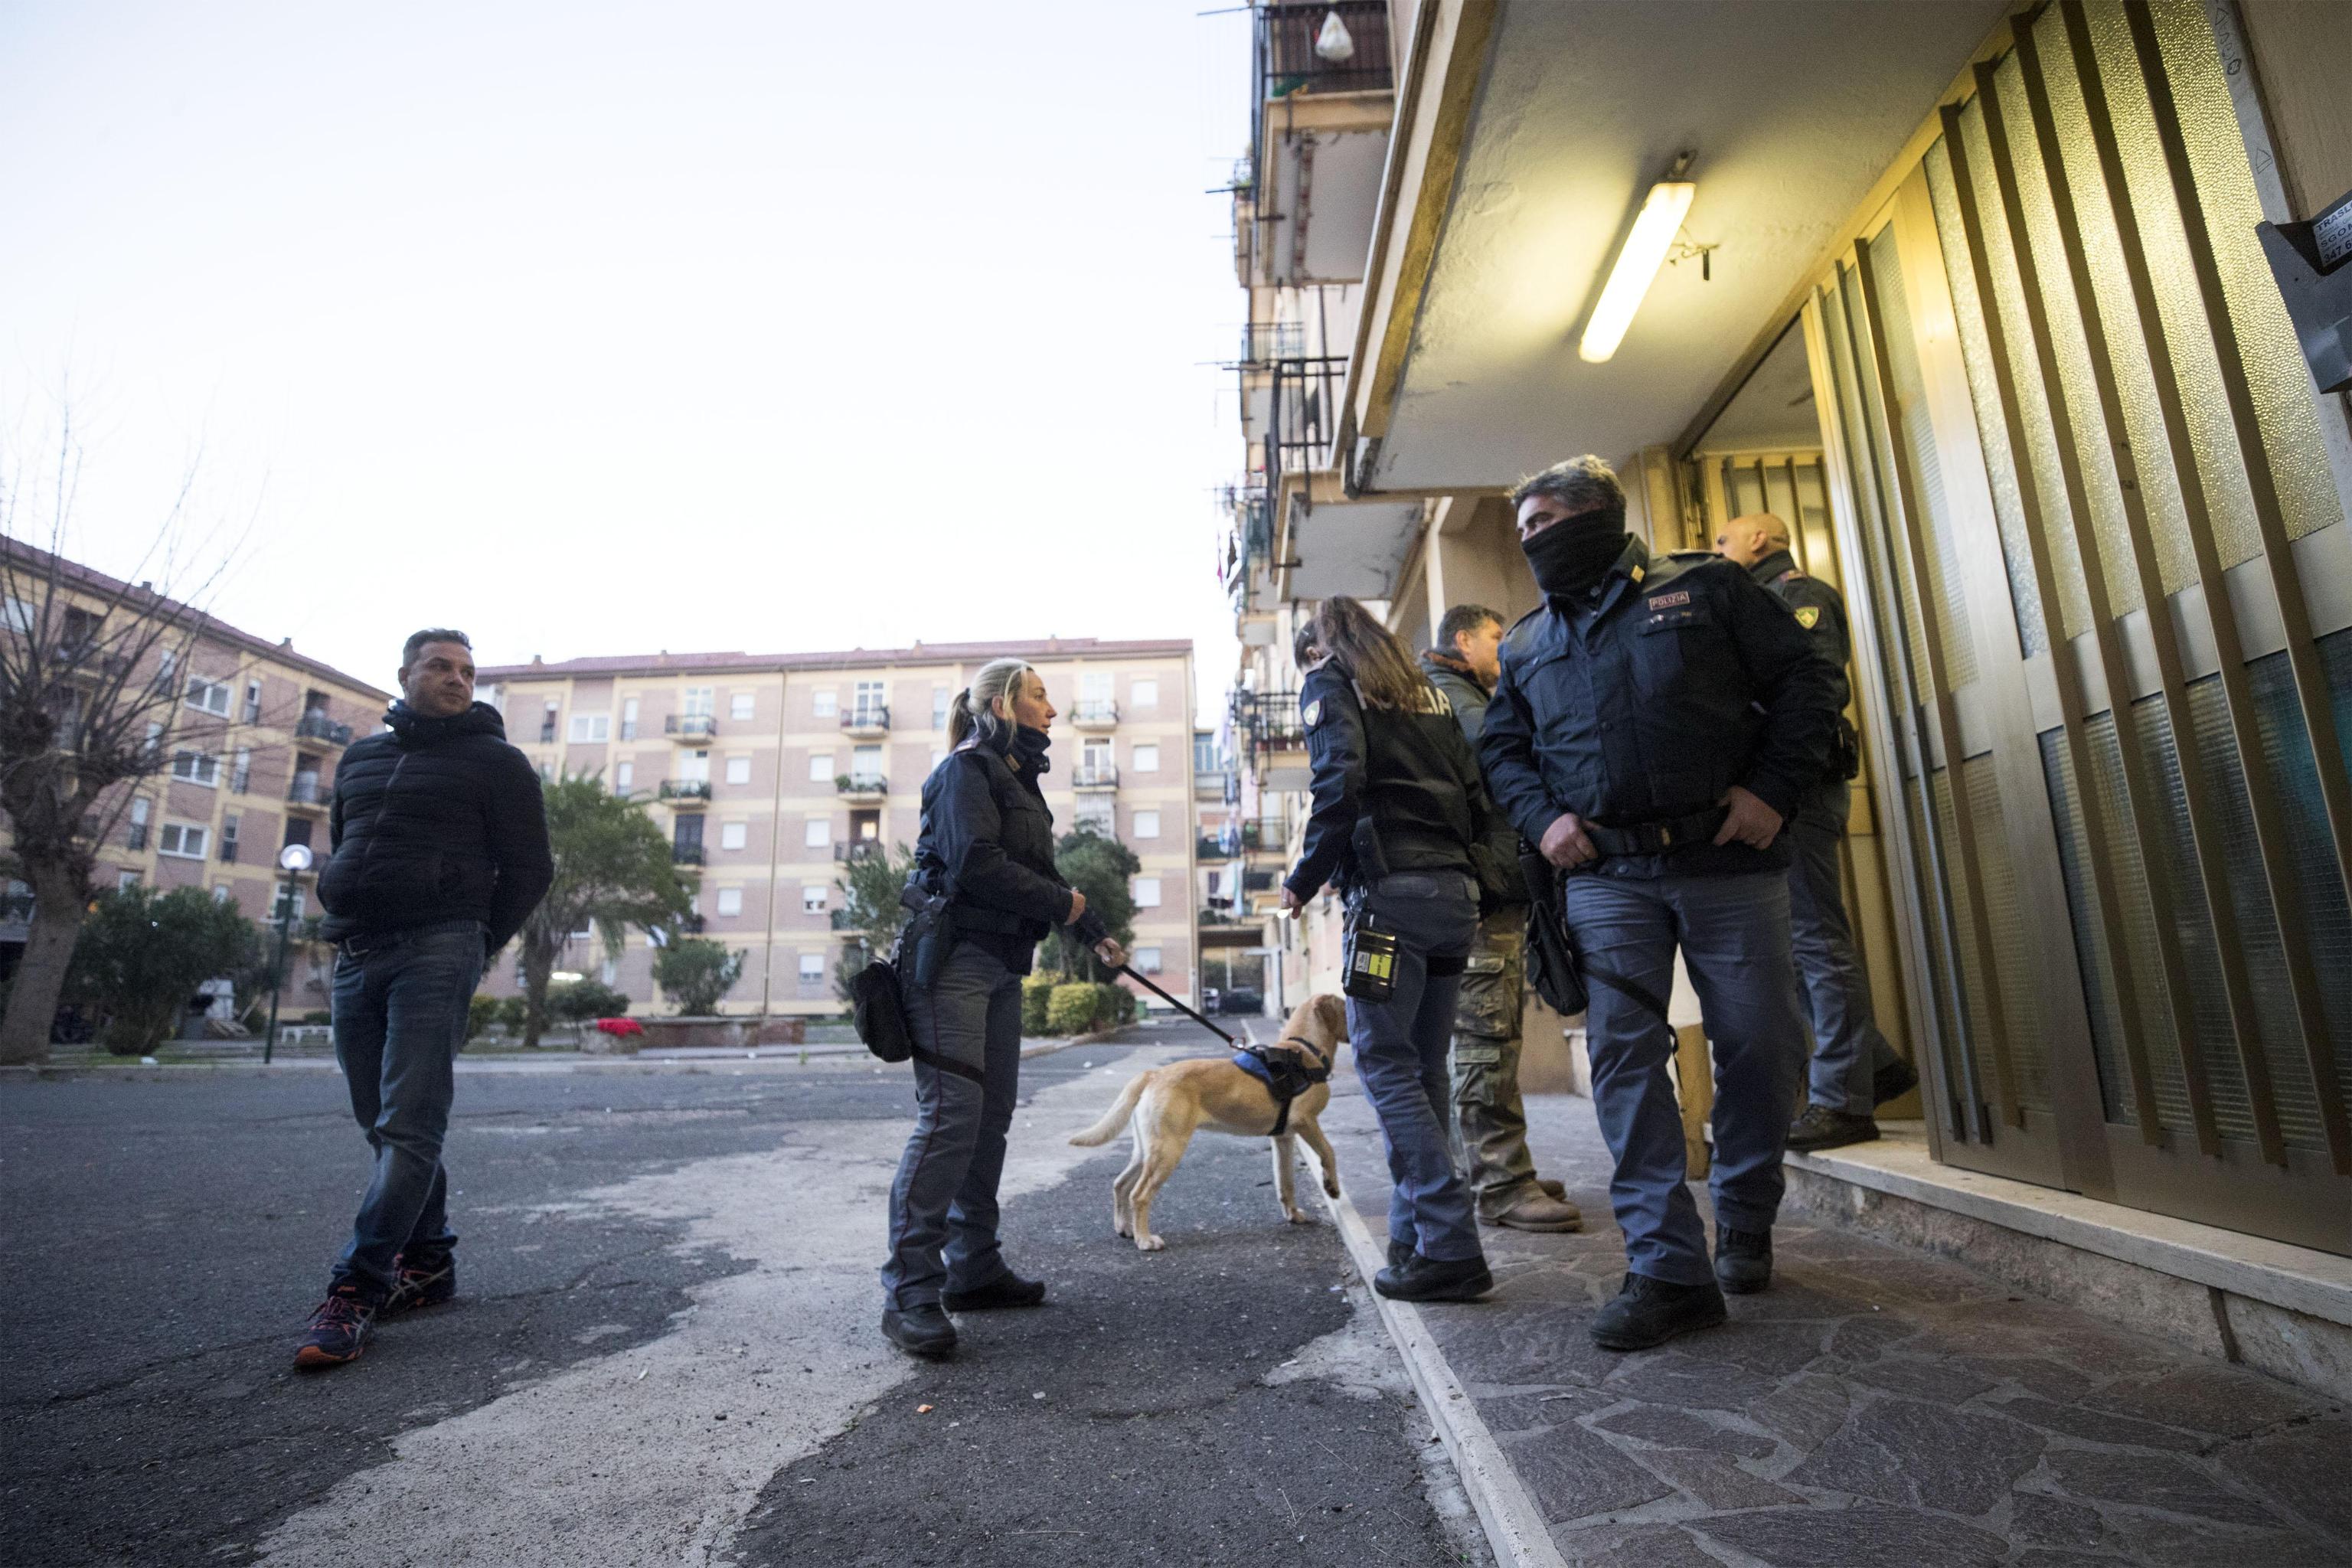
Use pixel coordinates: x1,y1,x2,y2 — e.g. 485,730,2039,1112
1231,1035,1334,1137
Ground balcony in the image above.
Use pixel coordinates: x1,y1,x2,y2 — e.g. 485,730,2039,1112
286,777,333,811
836,773,887,803
1196,769,1235,802
840,705,890,738
1071,763,1119,791
1255,1,1392,103
833,841,884,864
666,714,717,740
1197,835,1236,861
294,712,354,746
658,779,712,805
828,907,857,931
671,842,706,867
1072,700,1119,731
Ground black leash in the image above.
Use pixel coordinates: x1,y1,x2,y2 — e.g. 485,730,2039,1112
1117,964,1238,1046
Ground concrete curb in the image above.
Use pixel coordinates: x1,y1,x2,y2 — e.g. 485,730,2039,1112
1316,1180,1569,1568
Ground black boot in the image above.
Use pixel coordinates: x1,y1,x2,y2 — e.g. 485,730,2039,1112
1713,1227,1772,1295
1873,1057,1920,1108
1387,1237,1413,1271
881,1304,958,1358
1786,1102,1880,1152
1589,1272,1727,1351
1374,1251,1493,1303
942,1272,1047,1312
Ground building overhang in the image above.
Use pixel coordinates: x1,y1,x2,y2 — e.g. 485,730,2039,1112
1271,469,1424,603
1341,0,2016,495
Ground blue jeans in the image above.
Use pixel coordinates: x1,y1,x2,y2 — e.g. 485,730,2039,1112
1560,872,1804,1287
1788,782,1900,1114
1348,871,1482,1264
328,920,486,1299
880,942,1024,1309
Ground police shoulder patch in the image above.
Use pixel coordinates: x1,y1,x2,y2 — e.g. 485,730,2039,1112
1794,605,1821,630
1303,698,1322,728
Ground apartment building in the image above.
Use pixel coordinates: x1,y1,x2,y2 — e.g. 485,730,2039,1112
475,638,1199,1017
0,542,390,975
1214,0,2352,1279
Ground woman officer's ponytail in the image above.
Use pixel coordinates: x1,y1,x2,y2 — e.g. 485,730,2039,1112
947,657,1037,750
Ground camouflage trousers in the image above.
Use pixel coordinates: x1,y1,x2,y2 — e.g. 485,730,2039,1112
1446,914,1538,1219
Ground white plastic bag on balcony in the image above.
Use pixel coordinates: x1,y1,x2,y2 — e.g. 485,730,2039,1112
1315,10,1355,64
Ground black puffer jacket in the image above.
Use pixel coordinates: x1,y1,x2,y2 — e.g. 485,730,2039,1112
913,731,1088,977
318,701,554,952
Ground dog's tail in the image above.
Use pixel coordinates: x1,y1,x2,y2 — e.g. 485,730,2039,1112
1067,1071,1152,1146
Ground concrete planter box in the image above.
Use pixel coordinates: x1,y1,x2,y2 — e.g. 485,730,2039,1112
592,1016,807,1055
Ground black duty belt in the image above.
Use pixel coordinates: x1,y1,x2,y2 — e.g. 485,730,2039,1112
1584,806,1730,859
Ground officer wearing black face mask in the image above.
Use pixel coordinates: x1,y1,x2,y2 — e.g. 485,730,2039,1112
1480,456,1842,1354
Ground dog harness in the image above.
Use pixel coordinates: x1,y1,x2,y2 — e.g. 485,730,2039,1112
1231,1036,1334,1137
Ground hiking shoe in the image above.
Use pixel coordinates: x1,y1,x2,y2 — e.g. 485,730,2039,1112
942,1272,1046,1312
1714,1227,1773,1295
1486,1189,1583,1233
382,1252,456,1317
1786,1103,1880,1152
1374,1251,1494,1303
881,1305,957,1358
1873,1057,1920,1108
294,1285,378,1370
1589,1273,1727,1351
1536,1178,1569,1202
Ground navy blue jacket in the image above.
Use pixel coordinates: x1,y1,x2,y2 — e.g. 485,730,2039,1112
913,738,1082,975
1479,539,1842,879
1749,548,1852,709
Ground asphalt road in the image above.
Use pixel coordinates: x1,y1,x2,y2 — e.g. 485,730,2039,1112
2,1021,1489,1566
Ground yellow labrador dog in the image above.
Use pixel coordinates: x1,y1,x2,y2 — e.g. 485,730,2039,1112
1067,995,1347,1251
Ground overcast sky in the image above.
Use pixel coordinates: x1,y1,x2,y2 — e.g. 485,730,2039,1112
0,2,1251,714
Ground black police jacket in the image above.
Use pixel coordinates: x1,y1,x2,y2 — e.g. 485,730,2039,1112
318,701,554,952
913,738,1079,971
1479,538,1843,879
1749,549,1852,710
1284,662,1515,903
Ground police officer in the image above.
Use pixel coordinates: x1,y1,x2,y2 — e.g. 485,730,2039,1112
1714,513,1919,1152
1481,458,1841,1351
1419,605,1581,1233
1280,596,1516,1303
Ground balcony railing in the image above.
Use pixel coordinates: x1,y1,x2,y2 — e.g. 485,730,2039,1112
828,907,856,930
1256,1,1393,102
833,841,883,864
671,842,707,866
1233,691,1306,754
666,713,717,740
287,777,332,808
658,779,712,802
294,712,354,746
1197,835,1236,860
836,774,888,798
1071,763,1120,790
1072,700,1119,728
840,706,890,734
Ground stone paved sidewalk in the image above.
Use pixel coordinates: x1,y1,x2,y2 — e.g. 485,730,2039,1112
1318,1080,2352,1568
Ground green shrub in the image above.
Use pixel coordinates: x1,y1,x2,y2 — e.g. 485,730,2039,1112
469,994,502,1038
1097,983,1135,1027
1021,973,1055,1034
547,978,630,1022
1046,982,1097,1037
497,995,530,1030
299,1010,332,1026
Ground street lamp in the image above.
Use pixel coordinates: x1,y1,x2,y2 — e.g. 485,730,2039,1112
263,842,314,1065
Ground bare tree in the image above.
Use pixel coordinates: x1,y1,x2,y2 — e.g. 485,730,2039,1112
0,407,238,1063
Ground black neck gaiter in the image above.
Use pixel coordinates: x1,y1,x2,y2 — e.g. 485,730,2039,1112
1011,724,1053,776
1522,522,1628,601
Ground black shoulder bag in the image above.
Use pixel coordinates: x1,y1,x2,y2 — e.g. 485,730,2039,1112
852,880,955,1064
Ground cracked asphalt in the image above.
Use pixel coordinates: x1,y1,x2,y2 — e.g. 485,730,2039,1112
2,1024,1488,1566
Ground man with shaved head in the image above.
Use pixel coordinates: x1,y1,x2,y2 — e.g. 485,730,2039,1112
1716,513,1917,1152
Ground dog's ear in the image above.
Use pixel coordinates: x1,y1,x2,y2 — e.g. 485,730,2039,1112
1316,994,1346,1039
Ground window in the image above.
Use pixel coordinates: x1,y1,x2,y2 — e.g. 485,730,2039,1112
185,676,231,717
852,680,886,722
616,760,635,792
812,689,838,717
715,887,743,917
1082,738,1113,769
118,870,142,891
172,750,220,786
3,596,32,632
1194,734,1219,774
725,756,751,786
678,748,710,784
220,812,240,863
720,822,747,851
273,884,305,922
799,952,825,982
1082,671,1113,703
1132,679,1158,710
212,882,234,903
1075,799,1115,835
539,699,558,743
730,692,754,720
243,679,263,723
933,686,950,728
805,817,831,848
1132,876,1161,908
126,797,150,849
156,648,178,688
231,747,252,793
808,751,832,782
851,744,882,783
802,885,827,913
158,822,209,859
1132,946,1162,975
283,817,313,849
567,714,611,743
1132,809,1160,840
1132,743,1159,773
621,697,639,740
682,686,715,717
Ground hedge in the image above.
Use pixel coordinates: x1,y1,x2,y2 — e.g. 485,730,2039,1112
1044,980,1137,1037
1021,973,1056,1034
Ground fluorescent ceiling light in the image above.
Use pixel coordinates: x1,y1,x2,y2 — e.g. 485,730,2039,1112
1578,181,1696,364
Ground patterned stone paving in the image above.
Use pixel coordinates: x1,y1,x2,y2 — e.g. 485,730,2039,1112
1318,1084,2352,1567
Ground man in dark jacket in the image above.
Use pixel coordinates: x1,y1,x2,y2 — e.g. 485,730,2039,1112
295,629,553,1370
1481,457,1841,1352
1715,513,1917,1152
1420,606,1579,1233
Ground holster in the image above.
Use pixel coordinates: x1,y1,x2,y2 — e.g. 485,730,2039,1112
898,881,956,989
1517,849,1589,1017
1830,716,1863,782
